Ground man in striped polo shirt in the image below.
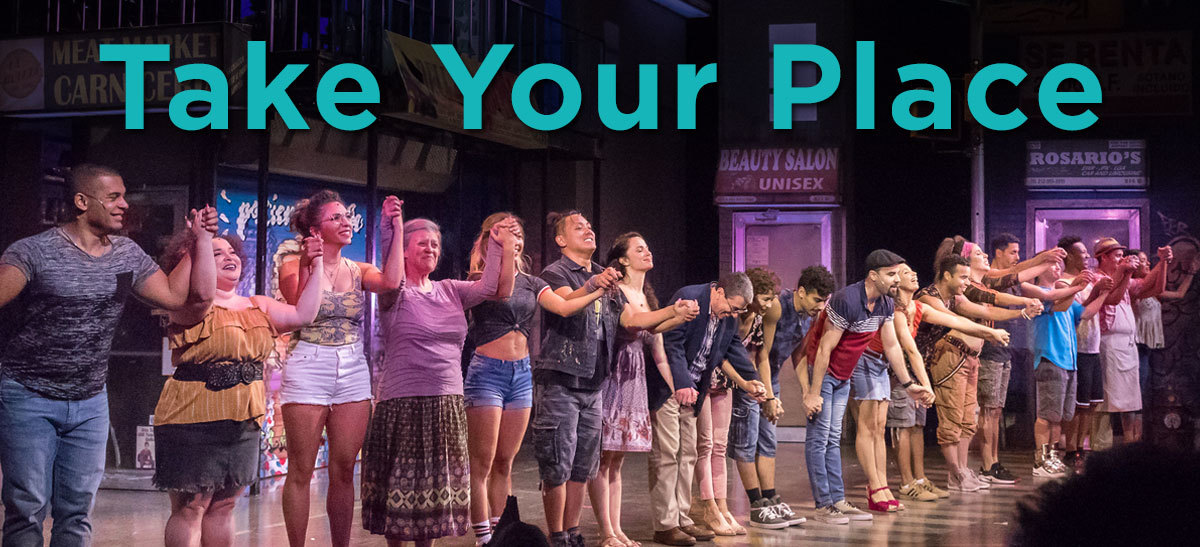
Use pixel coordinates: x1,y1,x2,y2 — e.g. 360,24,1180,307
800,250,934,524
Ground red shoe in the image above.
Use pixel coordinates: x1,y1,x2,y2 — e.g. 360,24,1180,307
867,486,896,513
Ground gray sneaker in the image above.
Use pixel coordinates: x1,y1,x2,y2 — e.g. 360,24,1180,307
812,505,850,525
832,500,873,521
768,495,807,526
749,498,789,529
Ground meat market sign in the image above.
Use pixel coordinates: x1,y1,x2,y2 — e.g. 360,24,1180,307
0,23,247,113
715,146,840,205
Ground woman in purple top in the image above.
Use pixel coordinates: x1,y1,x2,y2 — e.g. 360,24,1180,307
360,215,517,547
462,212,619,546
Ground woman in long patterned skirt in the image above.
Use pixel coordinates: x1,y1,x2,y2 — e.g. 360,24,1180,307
360,214,516,547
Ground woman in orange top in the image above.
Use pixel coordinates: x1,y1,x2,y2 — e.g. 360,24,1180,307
153,227,325,547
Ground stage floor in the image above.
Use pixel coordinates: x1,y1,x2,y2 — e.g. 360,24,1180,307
21,444,1048,546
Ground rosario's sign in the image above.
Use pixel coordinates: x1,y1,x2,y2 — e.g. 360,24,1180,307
715,146,840,204
1025,139,1146,188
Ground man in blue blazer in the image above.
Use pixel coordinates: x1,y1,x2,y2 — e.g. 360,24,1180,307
646,272,763,546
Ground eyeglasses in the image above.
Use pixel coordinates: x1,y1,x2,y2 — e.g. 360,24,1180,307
322,213,351,224
727,299,748,315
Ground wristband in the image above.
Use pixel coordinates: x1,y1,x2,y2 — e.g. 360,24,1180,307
901,380,915,389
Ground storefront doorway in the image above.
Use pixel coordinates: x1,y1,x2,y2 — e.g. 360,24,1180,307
732,209,840,435
1027,199,1149,254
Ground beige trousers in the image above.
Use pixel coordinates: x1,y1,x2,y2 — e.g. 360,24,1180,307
648,398,698,532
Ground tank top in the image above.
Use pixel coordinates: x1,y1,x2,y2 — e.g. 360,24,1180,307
296,258,365,346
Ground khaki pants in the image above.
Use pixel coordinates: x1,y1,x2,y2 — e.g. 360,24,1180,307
930,339,979,446
648,398,698,532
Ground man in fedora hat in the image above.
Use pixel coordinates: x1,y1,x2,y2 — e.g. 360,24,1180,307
1092,237,1172,444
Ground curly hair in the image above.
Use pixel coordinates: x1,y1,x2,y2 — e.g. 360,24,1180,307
160,230,247,280
289,189,344,236
797,265,835,297
744,267,781,297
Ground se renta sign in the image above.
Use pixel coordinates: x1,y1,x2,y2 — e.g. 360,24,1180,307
1025,140,1147,189
2,38,1104,132
715,147,840,205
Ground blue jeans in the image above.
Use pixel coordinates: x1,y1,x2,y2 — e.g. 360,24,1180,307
805,374,850,508
0,377,110,547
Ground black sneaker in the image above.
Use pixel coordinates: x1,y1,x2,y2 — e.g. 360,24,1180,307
568,532,585,547
986,462,1018,484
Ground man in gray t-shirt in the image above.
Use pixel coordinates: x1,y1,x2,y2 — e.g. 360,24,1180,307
0,164,215,546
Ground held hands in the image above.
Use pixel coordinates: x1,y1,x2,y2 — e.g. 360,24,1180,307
1038,247,1068,265
906,383,935,407
584,267,623,293
673,387,699,406
382,195,404,228
489,217,520,246
1073,270,1098,287
672,299,701,321
187,206,219,240
1119,255,1140,272
301,234,324,271
803,392,824,419
1157,245,1173,264
763,398,785,423
1093,275,1115,293
987,328,1011,347
1023,298,1044,318
743,379,768,401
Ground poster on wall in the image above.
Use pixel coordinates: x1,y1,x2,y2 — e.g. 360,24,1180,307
714,146,840,205
135,426,156,470
1025,139,1147,188
215,171,373,478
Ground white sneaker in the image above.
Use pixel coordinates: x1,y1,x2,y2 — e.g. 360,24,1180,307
967,468,990,489
813,506,850,525
832,500,873,521
948,470,977,492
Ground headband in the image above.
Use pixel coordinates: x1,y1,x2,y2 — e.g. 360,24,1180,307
960,241,976,258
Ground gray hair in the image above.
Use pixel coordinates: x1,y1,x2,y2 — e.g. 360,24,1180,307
403,218,441,249
718,272,753,303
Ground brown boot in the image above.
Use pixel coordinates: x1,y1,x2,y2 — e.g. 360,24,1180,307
652,527,696,546
680,524,715,541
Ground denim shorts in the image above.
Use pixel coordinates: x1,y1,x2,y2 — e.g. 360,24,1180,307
728,387,777,462
850,352,891,401
281,340,372,406
463,353,533,410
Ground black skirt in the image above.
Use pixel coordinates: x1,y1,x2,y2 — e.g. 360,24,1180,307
153,419,260,493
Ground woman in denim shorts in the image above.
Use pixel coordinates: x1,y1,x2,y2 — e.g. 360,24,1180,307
462,213,614,546
276,191,406,547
